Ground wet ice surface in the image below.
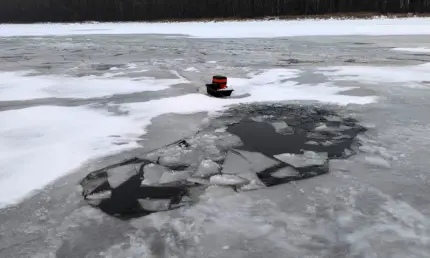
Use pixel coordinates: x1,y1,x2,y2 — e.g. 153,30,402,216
1,34,430,258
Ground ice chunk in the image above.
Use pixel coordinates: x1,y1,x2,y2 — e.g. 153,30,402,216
271,121,288,132
305,141,319,145
271,167,300,178
239,181,266,191
364,156,391,168
137,199,171,211
187,177,210,185
86,190,112,200
236,150,280,172
271,121,294,134
222,150,279,175
221,151,252,174
209,174,249,186
159,171,190,184
199,185,236,202
250,116,264,122
194,159,221,178
107,164,138,188
274,151,328,167
214,127,227,133
158,155,182,166
320,141,334,146
141,164,170,185
315,123,329,131
235,171,266,191
324,115,342,122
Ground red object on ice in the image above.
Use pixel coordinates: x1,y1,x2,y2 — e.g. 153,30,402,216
212,75,227,89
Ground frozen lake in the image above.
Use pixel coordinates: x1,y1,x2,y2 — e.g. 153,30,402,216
1,19,430,257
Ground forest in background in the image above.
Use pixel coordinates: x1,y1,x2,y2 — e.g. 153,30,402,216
1,0,430,23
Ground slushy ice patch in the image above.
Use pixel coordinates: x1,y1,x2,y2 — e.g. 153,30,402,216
78,104,367,219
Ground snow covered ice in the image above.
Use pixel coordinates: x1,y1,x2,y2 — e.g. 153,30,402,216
1,17,430,38
2,18,430,258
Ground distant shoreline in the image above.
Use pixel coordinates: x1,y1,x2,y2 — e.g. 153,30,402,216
2,12,430,25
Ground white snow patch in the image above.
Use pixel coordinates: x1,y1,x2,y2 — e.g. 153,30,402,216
118,69,376,122
0,70,186,101
0,106,142,208
392,47,430,53
184,66,199,72
318,63,430,88
2,18,430,38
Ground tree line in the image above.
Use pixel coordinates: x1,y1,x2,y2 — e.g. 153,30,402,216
1,0,430,23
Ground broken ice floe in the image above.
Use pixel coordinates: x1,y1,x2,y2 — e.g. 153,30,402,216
271,167,300,178
209,174,249,186
274,151,328,168
141,164,168,185
79,104,367,219
193,159,221,178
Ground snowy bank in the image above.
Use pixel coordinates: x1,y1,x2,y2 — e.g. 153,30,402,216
1,17,430,38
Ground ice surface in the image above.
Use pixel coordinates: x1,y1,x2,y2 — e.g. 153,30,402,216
392,47,430,53
318,63,430,87
0,70,186,101
0,106,142,208
194,159,221,178
209,174,249,186
274,151,328,167
2,17,430,38
119,74,376,122
363,155,391,168
199,185,237,202
0,67,375,208
106,164,138,188
359,145,394,160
